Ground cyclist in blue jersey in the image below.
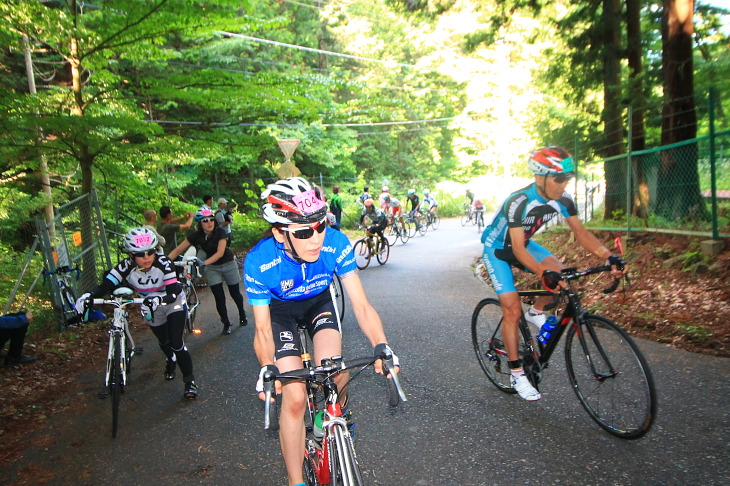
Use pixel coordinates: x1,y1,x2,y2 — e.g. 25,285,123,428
244,177,399,486
482,146,625,401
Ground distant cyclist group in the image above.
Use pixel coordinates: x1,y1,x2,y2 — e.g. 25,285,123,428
67,144,654,486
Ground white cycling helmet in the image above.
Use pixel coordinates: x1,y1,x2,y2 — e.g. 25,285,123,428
382,185,389,192
261,177,327,225
423,189,430,195
123,227,158,253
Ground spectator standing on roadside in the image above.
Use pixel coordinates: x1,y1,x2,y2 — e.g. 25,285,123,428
143,209,166,253
357,185,371,208
169,207,248,335
157,206,194,255
329,185,343,230
215,197,233,247
202,195,213,211
0,310,36,367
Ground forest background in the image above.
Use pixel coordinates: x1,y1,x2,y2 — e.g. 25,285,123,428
0,0,729,329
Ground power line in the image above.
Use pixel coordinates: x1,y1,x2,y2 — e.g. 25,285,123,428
213,31,437,72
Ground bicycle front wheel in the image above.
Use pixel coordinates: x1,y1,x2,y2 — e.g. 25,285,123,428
331,423,364,486
471,298,515,393
376,237,390,265
184,285,198,334
565,315,657,439
353,240,371,270
461,211,470,226
400,221,411,243
110,334,123,438
431,213,440,230
385,224,399,246
417,218,427,236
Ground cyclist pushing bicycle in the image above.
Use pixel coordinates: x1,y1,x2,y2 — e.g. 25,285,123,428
244,177,400,486
481,146,625,401
75,228,199,399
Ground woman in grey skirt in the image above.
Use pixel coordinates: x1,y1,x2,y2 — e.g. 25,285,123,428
170,207,248,334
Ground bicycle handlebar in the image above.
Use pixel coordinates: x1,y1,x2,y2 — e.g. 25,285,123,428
262,354,407,430
559,259,631,295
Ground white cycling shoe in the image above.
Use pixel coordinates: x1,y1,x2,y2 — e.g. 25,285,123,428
525,308,547,328
510,373,541,401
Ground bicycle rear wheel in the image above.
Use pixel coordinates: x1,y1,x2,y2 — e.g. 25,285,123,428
417,218,427,236
303,450,320,486
471,298,515,393
353,240,371,270
376,237,390,265
565,315,657,439
110,334,123,438
331,274,346,321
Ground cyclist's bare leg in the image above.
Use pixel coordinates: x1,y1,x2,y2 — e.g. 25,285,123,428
497,291,523,362
313,328,349,406
533,255,565,312
277,355,308,485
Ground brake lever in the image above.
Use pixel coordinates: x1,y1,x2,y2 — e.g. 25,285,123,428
263,370,275,430
382,354,407,403
602,278,620,294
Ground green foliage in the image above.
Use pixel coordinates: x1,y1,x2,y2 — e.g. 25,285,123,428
230,211,269,253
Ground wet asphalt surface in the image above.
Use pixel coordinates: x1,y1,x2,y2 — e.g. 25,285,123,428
3,217,730,485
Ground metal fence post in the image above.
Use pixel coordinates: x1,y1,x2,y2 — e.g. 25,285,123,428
626,106,633,237
709,88,718,240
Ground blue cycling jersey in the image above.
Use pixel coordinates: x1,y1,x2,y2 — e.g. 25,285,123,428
244,228,357,305
482,183,577,253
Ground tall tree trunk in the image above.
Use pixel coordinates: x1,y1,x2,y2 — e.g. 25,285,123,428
602,0,626,220
70,1,98,284
626,0,649,222
657,0,707,220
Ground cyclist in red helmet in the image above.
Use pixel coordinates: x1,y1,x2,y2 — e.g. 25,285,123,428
481,146,625,401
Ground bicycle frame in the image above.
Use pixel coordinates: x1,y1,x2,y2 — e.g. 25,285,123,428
515,266,626,384
94,288,143,388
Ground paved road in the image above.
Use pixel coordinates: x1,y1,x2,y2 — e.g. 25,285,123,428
4,218,730,485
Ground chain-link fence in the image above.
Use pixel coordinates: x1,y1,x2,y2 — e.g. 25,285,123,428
584,129,729,238
34,190,112,327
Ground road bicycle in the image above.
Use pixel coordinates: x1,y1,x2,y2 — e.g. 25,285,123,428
475,208,485,233
404,211,426,237
423,210,440,231
331,273,345,321
471,262,657,439
352,231,390,270
44,265,82,330
174,256,201,335
461,204,474,226
262,322,406,486
86,287,144,439
385,216,410,246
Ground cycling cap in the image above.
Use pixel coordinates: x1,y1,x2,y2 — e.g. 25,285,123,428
382,185,389,192
363,198,374,207
528,146,575,176
423,189,430,195
123,227,158,253
261,177,327,225
407,189,415,195
195,207,215,221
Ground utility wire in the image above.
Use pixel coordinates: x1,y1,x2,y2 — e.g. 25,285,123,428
213,31,437,72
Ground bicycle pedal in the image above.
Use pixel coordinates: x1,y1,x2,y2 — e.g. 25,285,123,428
133,347,143,355
97,387,109,399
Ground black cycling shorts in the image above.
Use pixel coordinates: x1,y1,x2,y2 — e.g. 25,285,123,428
269,289,341,361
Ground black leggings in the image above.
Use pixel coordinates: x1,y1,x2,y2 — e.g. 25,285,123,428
210,282,246,325
150,310,194,383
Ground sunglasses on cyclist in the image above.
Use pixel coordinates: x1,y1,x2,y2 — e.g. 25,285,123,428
279,219,327,240
132,249,156,258
551,172,574,184
200,217,216,223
